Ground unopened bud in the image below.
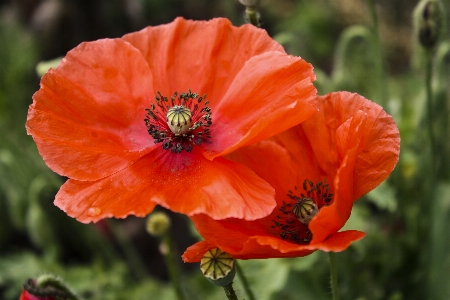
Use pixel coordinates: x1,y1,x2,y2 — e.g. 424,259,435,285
414,0,444,49
200,248,236,287
21,275,80,300
146,212,171,237
239,0,261,7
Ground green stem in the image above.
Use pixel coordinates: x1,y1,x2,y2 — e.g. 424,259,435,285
163,234,186,300
367,0,387,108
223,283,239,300
329,252,340,300
235,261,256,300
425,49,436,176
245,7,261,27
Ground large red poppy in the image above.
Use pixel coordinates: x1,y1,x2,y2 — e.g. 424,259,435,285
26,18,318,223
183,92,400,260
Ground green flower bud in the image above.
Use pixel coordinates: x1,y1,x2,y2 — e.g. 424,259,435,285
200,248,236,287
146,212,171,237
414,0,444,49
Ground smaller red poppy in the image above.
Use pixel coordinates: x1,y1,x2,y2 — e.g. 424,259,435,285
19,280,61,300
183,92,400,261
19,289,55,300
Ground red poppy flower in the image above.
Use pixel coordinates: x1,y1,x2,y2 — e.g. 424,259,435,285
182,92,400,261
19,289,55,300
19,280,58,300
26,18,318,223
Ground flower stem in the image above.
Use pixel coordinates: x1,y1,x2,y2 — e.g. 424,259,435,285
235,261,256,300
245,6,261,27
222,283,239,300
163,234,186,300
329,252,340,300
367,0,387,108
106,220,148,280
425,49,436,175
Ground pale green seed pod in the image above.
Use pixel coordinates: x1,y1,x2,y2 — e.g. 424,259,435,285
166,105,192,135
292,197,319,224
200,248,236,287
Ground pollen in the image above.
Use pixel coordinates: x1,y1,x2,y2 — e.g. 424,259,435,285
144,89,212,153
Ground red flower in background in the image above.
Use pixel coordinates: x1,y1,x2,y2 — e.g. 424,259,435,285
26,18,318,223
183,92,400,261
19,289,54,300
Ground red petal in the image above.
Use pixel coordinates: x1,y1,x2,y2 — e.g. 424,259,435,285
122,17,284,111
226,140,302,204
27,39,155,181
183,226,364,260
20,289,56,300
55,148,276,223
182,240,217,263
55,178,158,224
311,230,366,252
307,92,399,242
206,51,317,158
302,92,400,200
235,230,365,258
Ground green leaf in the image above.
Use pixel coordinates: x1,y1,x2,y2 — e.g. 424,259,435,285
365,181,398,212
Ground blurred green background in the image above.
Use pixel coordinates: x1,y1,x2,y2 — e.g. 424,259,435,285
1,0,450,299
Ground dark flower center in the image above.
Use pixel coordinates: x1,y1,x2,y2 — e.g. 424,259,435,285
271,179,333,245
144,90,212,153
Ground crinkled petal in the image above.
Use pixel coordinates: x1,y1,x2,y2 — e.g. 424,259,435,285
206,51,317,158
182,240,218,263
55,178,158,224
55,148,276,223
27,39,155,181
301,92,400,199
309,92,399,243
309,147,358,243
183,227,365,261
122,17,284,111
235,230,365,259
310,230,365,252
226,140,301,203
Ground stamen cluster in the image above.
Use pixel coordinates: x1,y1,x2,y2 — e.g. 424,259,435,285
144,90,212,153
271,179,333,245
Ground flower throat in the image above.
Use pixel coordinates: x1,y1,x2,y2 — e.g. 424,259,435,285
144,90,212,153
271,179,333,245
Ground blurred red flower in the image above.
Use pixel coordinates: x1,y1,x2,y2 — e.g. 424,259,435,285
183,92,400,261
19,289,55,300
26,18,318,223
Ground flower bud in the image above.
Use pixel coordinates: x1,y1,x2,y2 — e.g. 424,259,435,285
146,212,171,237
200,248,236,287
20,288,56,300
414,0,444,49
238,0,261,7
20,277,71,300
